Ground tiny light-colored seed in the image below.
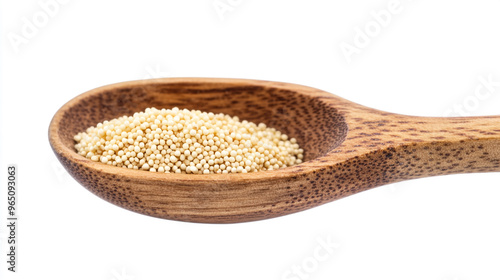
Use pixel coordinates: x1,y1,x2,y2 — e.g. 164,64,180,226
74,107,304,174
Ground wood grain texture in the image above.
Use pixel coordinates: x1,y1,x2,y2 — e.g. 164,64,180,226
48,78,500,223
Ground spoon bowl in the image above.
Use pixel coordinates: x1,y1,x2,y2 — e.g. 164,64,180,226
49,78,500,223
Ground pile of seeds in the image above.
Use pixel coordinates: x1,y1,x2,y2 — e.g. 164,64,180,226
74,107,303,174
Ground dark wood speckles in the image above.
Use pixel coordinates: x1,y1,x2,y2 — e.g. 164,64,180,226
49,78,500,223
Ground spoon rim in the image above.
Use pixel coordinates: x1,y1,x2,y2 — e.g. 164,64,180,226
48,77,347,182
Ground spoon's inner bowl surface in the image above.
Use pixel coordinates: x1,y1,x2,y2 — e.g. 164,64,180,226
57,80,348,162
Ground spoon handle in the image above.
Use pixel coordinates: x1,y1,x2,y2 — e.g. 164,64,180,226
331,107,500,187
391,116,500,177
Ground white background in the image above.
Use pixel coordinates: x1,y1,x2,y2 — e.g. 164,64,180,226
2,0,500,279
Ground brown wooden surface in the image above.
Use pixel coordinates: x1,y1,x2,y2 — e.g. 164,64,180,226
48,78,500,223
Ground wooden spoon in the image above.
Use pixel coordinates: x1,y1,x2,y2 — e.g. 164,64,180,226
48,78,500,223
